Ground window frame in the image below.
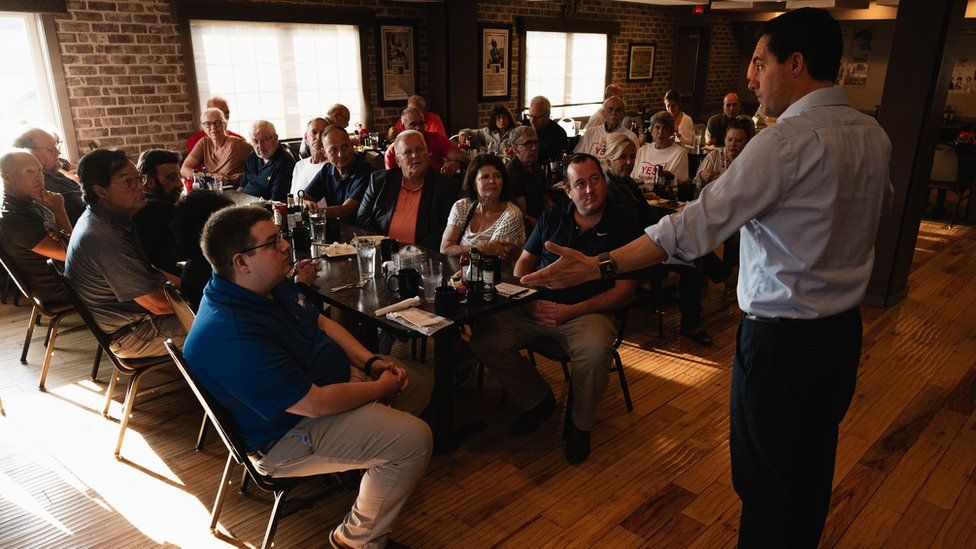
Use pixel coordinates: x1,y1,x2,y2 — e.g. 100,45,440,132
517,16,618,119
174,1,376,133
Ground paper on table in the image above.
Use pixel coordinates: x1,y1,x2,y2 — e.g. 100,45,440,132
374,296,422,316
495,282,537,299
386,308,453,335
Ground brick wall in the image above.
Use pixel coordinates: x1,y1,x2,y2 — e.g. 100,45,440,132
474,0,742,128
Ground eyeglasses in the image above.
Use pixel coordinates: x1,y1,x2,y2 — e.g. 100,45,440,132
202,120,225,128
516,140,539,148
28,146,60,155
237,234,284,255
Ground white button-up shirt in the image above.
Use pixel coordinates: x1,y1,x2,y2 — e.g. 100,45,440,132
645,86,893,319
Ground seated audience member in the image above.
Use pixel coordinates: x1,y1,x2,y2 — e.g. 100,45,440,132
505,126,551,227
0,150,72,303
326,103,351,129
239,120,295,202
574,96,637,169
664,90,695,147
583,83,626,130
302,126,373,223
291,117,328,197
527,95,569,164
440,154,524,268
603,134,655,227
14,128,86,224
133,149,183,276
384,107,464,176
184,205,433,549
705,93,743,147
694,116,755,301
459,105,517,156
186,96,245,152
181,108,252,186
470,154,642,464
172,190,233,311
65,149,185,358
632,111,689,186
358,130,457,250
388,94,446,139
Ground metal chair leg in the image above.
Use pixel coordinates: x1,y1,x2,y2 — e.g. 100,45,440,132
21,306,39,364
196,413,209,451
420,337,428,363
560,361,571,383
103,369,120,418
90,346,103,382
115,371,147,458
240,469,251,494
210,453,235,532
613,352,633,412
43,318,53,348
38,313,65,391
261,489,290,549
410,337,417,359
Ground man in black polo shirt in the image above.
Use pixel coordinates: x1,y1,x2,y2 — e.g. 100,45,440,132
506,125,551,228
133,149,183,276
527,95,569,164
302,126,373,222
470,153,641,464
239,120,295,202
14,128,86,224
0,151,73,303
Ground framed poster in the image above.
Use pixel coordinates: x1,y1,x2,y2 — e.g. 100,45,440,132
376,21,417,105
478,24,511,101
627,42,656,82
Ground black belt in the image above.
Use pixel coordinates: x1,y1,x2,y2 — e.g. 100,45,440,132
743,307,858,325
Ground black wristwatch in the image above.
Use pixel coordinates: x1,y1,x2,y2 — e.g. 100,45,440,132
363,355,383,378
598,252,617,280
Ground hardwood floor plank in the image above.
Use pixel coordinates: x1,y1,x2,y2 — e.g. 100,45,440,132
880,499,949,548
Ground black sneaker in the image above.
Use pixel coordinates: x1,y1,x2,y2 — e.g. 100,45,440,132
564,421,591,464
510,390,556,436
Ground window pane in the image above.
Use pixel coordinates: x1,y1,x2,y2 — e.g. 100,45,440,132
524,30,606,120
0,14,64,150
190,20,366,140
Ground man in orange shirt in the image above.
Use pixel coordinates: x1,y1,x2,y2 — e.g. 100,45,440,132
387,95,447,139
384,107,464,177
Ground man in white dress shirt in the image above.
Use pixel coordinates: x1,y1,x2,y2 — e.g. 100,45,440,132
573,96,637,170
290,117,328,199
522,8,892,548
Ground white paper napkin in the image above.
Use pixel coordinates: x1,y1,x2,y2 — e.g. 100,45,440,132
374,296,422,316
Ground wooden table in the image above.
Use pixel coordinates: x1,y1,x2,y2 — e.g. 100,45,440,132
311,224,533,453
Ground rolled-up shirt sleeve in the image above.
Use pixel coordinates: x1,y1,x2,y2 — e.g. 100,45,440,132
645,129,788,262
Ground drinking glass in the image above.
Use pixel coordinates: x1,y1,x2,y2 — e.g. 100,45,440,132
310,214,327,242
354,237,377,282
421,261,443,303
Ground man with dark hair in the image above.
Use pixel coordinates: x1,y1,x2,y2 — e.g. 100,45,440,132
470,154,642,465
0,150,73,303
133,149,183,276
523,8,892,546
14,128,86,224
185,205,433,548
66,149,185,358
301,126,373,222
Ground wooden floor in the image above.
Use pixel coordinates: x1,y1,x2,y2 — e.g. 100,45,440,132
1,215,975,548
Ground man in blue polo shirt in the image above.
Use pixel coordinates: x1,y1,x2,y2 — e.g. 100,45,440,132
470,153,642,464
301,126,373,222
183,205,433,548
239,120,295,202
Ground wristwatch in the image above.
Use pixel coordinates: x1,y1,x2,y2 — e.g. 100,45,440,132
598,252,617,280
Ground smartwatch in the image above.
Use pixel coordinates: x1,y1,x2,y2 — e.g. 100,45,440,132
598,252,617,280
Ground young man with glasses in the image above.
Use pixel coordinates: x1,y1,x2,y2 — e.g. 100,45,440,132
65,149,185,359
184,205,433,548
14,128,86,225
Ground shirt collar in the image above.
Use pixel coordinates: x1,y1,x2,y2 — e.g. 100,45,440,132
206,274,293,309
89,201,135,230
778,86,850,121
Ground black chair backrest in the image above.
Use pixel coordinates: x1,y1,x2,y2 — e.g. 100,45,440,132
163,338,278,491
0,243,43,310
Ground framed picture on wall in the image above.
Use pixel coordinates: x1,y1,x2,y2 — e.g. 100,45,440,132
627,42,656,81
377,20,417,105
478,24,511,101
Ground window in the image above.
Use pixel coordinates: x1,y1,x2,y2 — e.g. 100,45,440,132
189,20,366,140
523,31,607,120
0,13,67,151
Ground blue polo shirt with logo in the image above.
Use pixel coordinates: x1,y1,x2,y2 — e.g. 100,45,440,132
525,194,643,305
183,275,349,452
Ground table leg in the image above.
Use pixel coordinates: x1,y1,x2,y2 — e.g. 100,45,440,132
431,325,488,454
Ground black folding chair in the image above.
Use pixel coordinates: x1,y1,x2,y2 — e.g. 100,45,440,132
0,246,93,389
164,339,328,549
49,259,172,458
162,283,211,452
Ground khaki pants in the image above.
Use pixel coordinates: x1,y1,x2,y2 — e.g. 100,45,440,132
470,307,617,431
110,314,186,359
254,360,433,549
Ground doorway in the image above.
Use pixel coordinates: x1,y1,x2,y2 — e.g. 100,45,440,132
671,26,710,120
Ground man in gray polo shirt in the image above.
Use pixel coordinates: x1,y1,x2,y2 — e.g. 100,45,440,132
65,149,185,359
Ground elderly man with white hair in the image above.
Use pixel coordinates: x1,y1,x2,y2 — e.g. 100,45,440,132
357,130,457,249
573,96,637,170
181,107,252,186
240,120,296,201
527,95,568,164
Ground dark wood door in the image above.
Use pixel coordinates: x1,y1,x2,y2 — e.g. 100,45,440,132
671,26,710,120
